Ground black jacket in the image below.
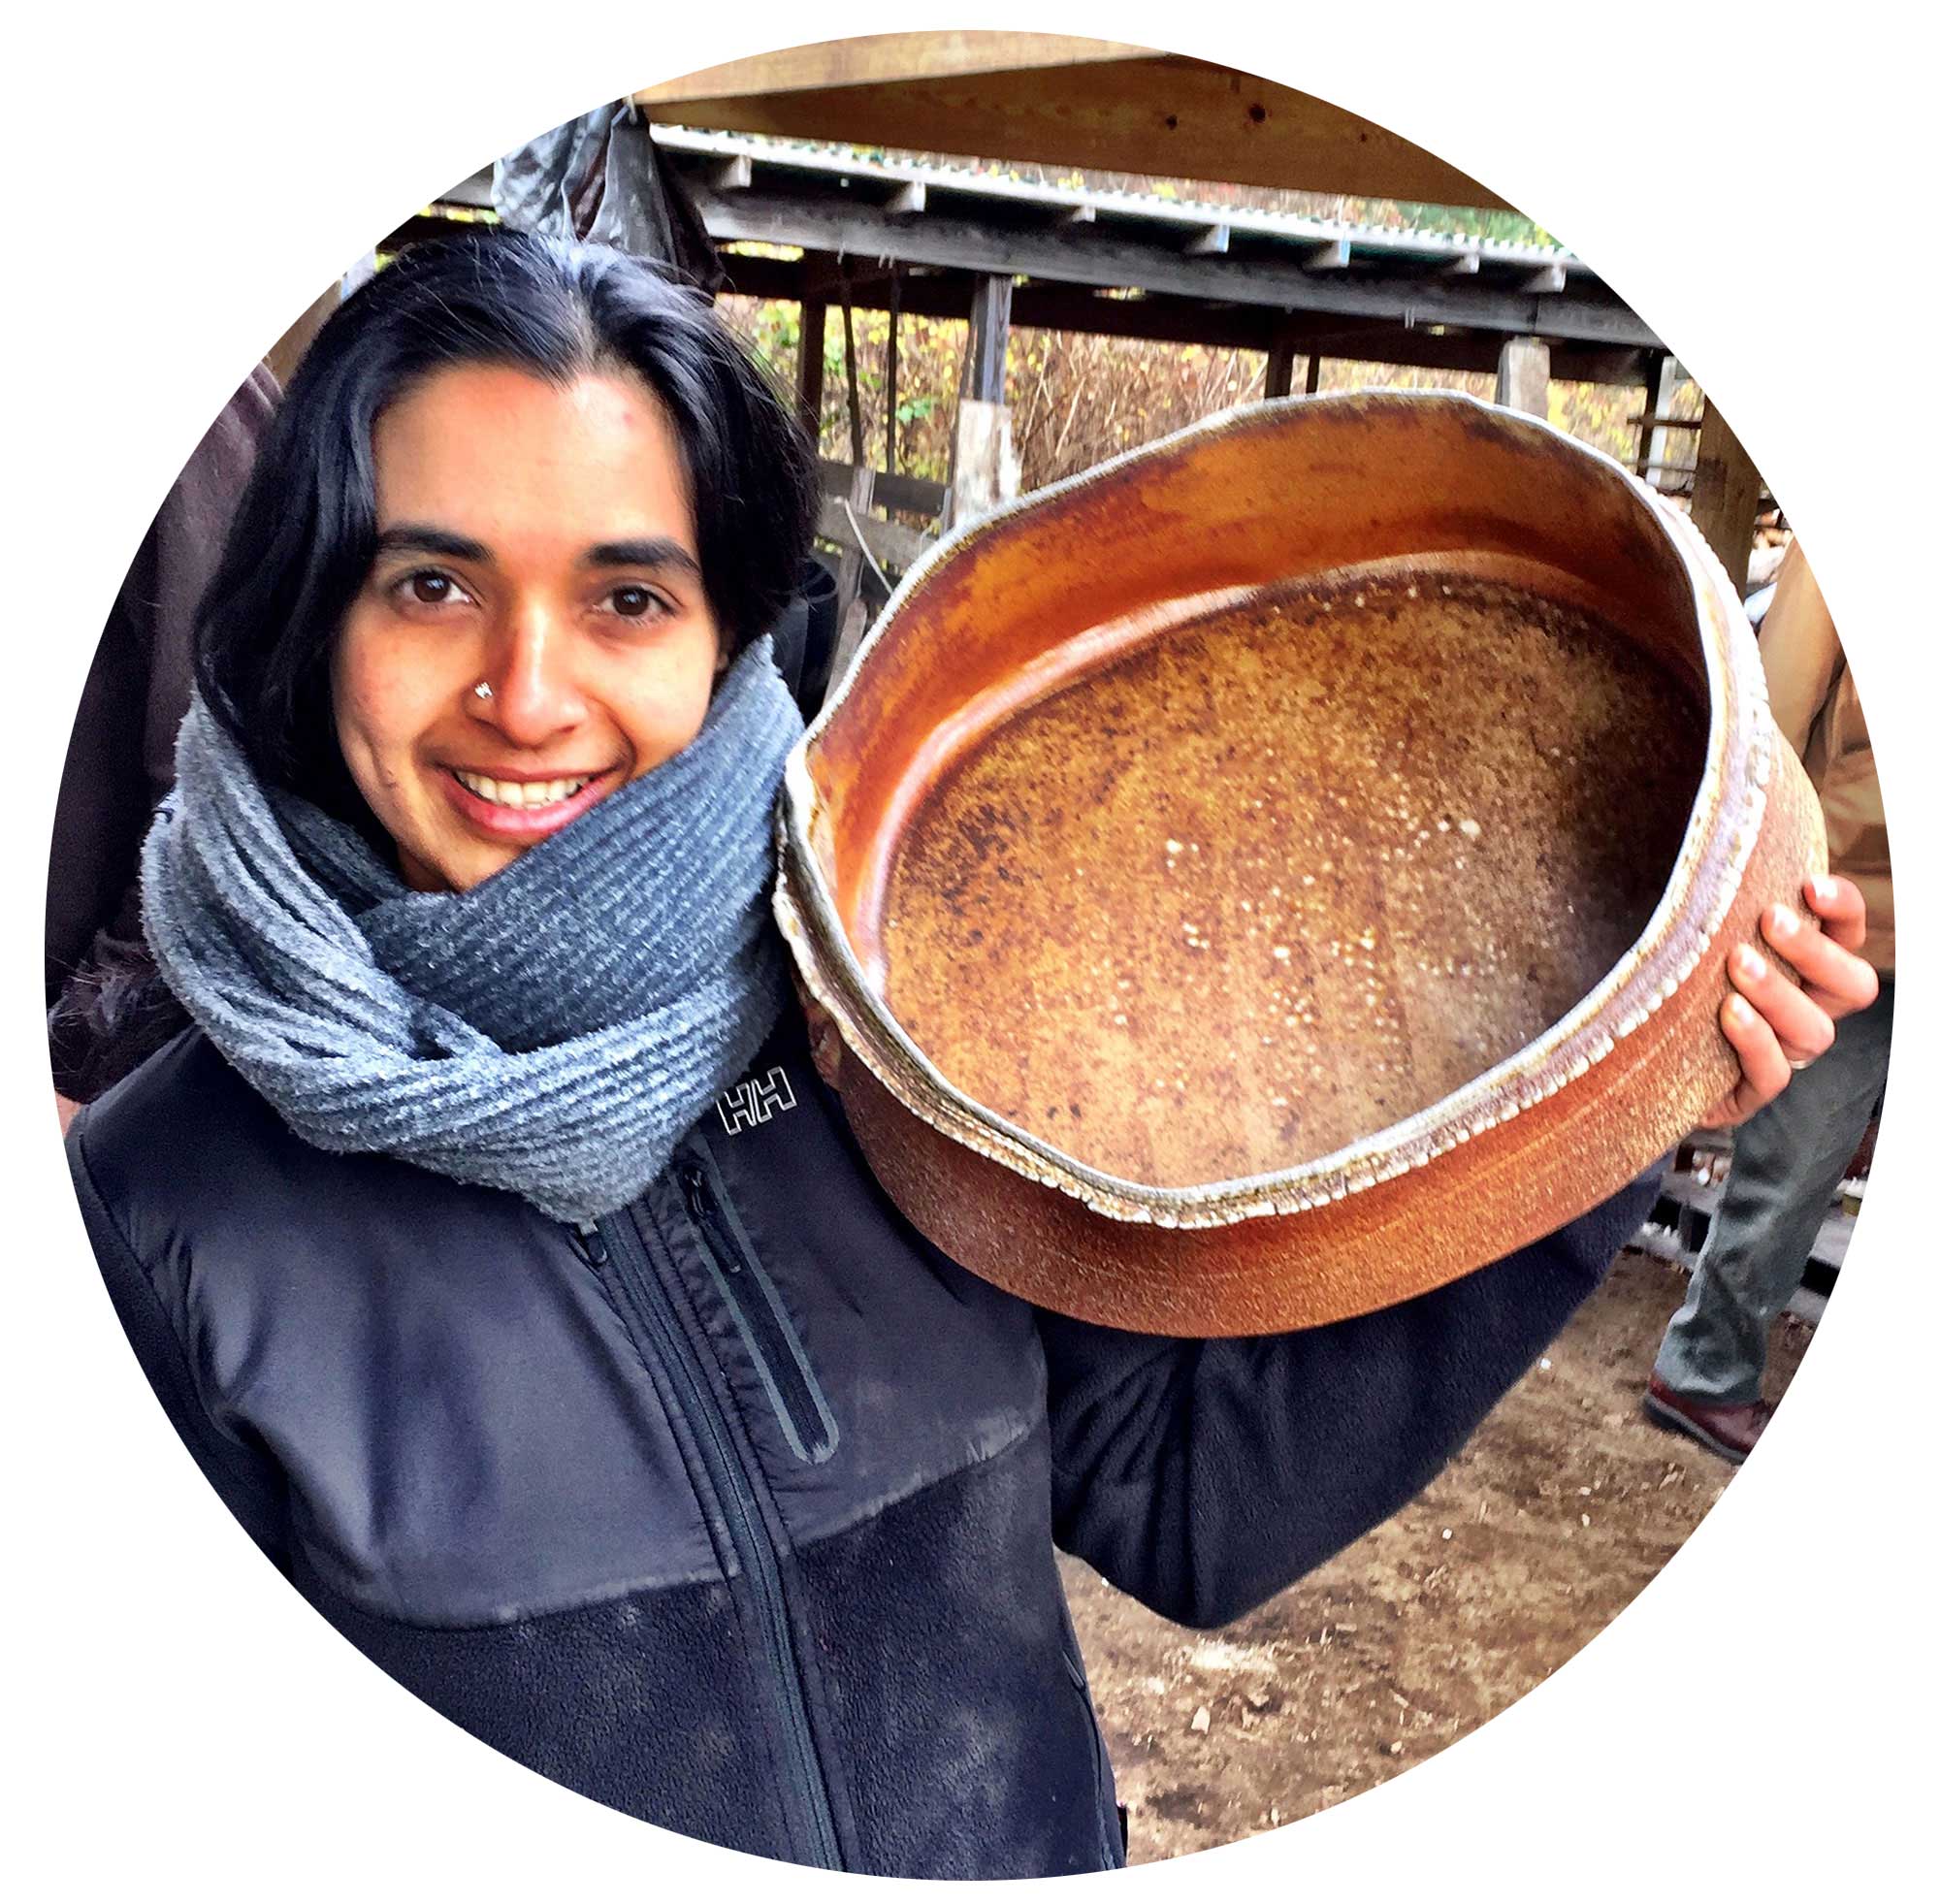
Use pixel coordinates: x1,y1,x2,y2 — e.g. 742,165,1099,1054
47,367,277,1100
69,1004,1655,1877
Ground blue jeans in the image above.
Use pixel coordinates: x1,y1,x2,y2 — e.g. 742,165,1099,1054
1654,978,1893,1405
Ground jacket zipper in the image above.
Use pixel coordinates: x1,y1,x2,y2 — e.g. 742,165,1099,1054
677,1141,837,1466
571,1210,844,1870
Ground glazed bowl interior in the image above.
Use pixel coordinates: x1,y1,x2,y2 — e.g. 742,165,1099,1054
789,394,1733,1204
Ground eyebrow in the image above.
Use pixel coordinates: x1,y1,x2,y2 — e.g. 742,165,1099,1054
583,537,703,581
373,524,490,563
371,525,702,582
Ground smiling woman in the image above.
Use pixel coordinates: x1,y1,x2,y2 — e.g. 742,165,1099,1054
62,230,1878,1879
191,236,815,837
333,365,725,892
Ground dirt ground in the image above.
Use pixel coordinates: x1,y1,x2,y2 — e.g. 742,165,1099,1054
1061,1246,1816,1862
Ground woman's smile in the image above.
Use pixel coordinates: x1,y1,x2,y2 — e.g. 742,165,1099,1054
449,769,598,809
440,763,618,839
332,363,723,893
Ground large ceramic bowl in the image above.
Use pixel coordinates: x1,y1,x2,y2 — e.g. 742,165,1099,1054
775,392,1825,1336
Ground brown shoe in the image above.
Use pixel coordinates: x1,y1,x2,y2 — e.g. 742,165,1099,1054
1643,1375,1773,1464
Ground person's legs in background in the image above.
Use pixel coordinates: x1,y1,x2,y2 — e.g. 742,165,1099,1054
1648,979,1893,1457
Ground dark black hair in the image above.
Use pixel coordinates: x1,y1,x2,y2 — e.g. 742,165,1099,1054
196,230,819,808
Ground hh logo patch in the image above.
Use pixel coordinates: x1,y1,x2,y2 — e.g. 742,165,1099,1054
716,1066,796,1133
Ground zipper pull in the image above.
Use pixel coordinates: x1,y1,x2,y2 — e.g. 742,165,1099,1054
569,1220,610,1268
679,1162,740,1273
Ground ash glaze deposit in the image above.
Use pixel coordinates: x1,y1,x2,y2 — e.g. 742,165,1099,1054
879,571,1708,1188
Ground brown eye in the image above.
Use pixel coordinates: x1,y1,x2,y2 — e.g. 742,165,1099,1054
610,585,660,619
389,568,473,612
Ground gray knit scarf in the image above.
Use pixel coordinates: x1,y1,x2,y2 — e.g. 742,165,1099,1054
141,639,803,1225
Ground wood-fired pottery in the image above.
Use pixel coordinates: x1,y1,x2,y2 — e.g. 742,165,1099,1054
776,392,1826,1335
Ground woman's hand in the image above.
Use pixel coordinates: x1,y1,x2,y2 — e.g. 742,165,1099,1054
1702,874,1878,1128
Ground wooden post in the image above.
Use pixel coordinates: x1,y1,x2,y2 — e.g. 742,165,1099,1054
1304,352,1323,396
1496,335,1550,415
797,297,826,444
1264,322,1297,399
947,402,1019,530
1690,397,1762,597
948,274,1018,529
964,273,1013,405
1635,349,1674,487
832,464,877,638
839,294,865,466
886,274,901,479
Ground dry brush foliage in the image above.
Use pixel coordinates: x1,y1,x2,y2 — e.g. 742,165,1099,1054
719,287,1709,524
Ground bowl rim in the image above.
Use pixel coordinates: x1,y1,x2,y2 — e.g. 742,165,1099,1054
777,388,1775,1227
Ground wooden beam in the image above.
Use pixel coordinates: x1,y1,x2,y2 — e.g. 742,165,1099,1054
1690,398,1762,595
710,155,754,192
637,50,1508,209
1521,263,1568,295
388,215,1646,385
803,255,899,297
1304,239,1351,272
818,459,950,520
815,490,937,571
713,247,1654,382
638,33,1152,103
1305,352,1323,396
1441,248,1481,276
1546,344,1653,385
692,187,1661,346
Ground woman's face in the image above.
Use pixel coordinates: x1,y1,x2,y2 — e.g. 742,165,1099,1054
333,362,723,893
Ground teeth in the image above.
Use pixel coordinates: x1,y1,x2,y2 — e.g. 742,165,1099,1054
454,770,593,809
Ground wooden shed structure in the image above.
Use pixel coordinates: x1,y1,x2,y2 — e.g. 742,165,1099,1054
375,33,1767,603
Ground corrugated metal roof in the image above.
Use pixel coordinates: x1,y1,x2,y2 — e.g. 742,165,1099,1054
651,125,1588,278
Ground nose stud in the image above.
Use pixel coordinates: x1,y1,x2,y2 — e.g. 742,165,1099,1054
472,681,494,701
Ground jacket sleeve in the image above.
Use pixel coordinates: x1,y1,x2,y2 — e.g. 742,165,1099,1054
68,1113,292,1567
1040,1168,1661,1629
1758,543,1839,762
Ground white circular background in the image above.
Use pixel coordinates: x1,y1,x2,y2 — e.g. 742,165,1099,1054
10,4,1928,1897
